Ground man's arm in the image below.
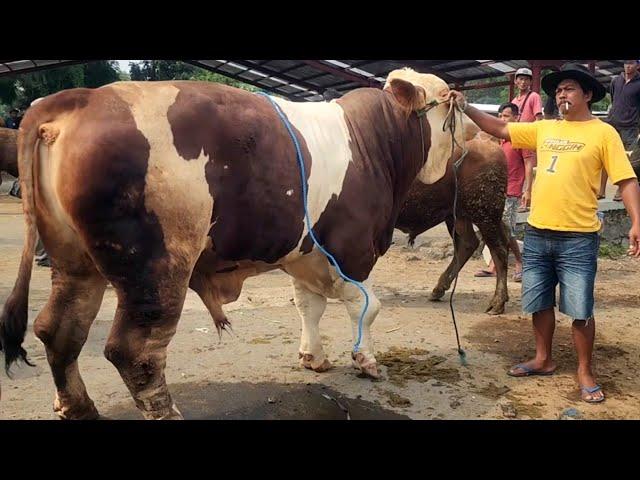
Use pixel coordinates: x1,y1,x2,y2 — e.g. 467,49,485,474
449,91,510,140
617,177,640,256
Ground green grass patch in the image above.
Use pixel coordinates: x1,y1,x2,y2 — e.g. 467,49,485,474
599,242,627,259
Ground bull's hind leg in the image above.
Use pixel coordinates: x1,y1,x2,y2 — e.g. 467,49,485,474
477,220,509,315
34,263,107,420
430,217,480,301
342,281,381,379
104,268,190,420
292,278,331,372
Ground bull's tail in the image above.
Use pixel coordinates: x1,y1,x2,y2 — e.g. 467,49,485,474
0,120,41,374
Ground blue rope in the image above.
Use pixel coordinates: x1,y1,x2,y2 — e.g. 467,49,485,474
257,92,369,353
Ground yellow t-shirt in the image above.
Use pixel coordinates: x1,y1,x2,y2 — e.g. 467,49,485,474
508,119,637,232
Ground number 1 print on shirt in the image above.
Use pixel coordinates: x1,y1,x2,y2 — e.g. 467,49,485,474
546,155,559,173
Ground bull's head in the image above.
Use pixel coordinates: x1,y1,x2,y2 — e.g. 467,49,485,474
385,68,479,184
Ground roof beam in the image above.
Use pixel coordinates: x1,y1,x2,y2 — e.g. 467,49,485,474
227,59,321,93
400,60,458,83
457,71,508,83
0,60,87,78
458,80,512,91
185,60,299,99
301,60,379,88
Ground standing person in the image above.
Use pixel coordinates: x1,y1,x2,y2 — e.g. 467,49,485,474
511,68,543,211
4,109,21,129
450,63,640,404
600,60,640,200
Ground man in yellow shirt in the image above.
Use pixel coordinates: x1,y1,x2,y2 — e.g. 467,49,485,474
449,63,640,404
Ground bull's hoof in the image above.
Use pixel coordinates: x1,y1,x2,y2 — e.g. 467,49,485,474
485,304,506,315
351,352,380,379
429,287,446,301
141,403,184,420
54,396,100,421
299,352,332,372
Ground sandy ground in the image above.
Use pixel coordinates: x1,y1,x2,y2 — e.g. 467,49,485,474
1,190,639,420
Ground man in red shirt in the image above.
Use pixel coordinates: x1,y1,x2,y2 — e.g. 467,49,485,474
512,68,543,211
475,102,526,281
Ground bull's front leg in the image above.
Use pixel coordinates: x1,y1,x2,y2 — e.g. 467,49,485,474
292,279,332,372
342,280,381,379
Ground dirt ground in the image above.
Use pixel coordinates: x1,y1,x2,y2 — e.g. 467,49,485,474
1,190,639,420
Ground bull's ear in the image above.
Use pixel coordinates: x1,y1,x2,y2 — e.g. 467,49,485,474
388,78,426,111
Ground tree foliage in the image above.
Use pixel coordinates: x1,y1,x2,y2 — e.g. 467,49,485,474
128,60,259,92
0,61,120,110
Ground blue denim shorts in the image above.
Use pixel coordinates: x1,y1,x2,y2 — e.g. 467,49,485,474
521,225,599,320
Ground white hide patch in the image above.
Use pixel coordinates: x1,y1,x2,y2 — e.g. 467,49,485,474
111,83,214,264
418,106,471,185
418,105,455,185
271,97,353,259
384,69,468,185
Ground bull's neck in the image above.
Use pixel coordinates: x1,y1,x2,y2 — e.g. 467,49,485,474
337,89,427,206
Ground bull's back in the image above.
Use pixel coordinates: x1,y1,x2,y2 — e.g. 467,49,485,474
28,82,317,276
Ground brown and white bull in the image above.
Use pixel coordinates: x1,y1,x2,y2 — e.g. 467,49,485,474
0,69,470,420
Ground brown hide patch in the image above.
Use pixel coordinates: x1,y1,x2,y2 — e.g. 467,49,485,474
52,87,168,308
297,88,429,281
168,82,312,264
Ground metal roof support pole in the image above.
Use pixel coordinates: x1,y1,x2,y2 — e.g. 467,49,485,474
529,60,543,94
527,60,568,95
508,73,515,101
458,80,511,91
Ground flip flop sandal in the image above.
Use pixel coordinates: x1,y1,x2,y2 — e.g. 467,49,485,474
580,384,605,403
474,269,496,278
507,363,556,377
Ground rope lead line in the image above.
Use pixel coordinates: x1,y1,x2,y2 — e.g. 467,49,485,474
258,92,466,362
257,92,369,353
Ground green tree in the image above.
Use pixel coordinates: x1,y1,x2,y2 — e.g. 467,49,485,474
0,61,120,109
463,77,510,105
83,61,120,88
127,60,259,92
186,69,259,92
130,62,144,80
0,77,18,106
141,60,156,80
17,65,85,106
1,60,260,113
